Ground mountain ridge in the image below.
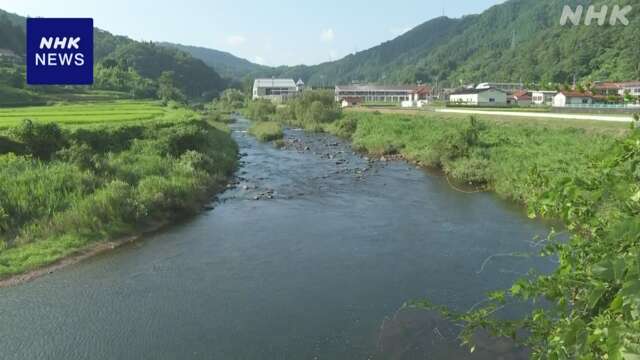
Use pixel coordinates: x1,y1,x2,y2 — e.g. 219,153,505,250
172,0,640,87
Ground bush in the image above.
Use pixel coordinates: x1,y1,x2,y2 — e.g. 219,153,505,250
55,142,96,170
444,156,493,184
245,99,276,121
327,117,358,139
0,136,27,155
10,120,68,160
248,121,284,142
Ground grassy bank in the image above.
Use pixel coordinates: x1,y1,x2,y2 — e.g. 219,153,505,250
248,121,283,142
323,111,640,358
0,105,237,279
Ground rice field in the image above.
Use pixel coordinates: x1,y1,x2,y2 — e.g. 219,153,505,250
0,101,181,129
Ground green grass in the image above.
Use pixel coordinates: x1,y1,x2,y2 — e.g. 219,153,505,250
248,121,284,142
0,104,238,279
0,101,173,129
331,112,621,196
344,107,630,137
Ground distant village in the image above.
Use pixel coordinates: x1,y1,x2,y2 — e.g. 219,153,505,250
252,78,640,111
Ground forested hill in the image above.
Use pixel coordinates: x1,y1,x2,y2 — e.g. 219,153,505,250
0,9,226,100
174,0,639,87
160,42,270,80
280,0,640,86
0,10,25,54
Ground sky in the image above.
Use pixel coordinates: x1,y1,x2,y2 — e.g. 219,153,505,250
0,0,504,66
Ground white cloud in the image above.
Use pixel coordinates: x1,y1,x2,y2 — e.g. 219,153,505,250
226,35,246,46
389,27,411,36
320,28,335,42
329,49,338,61
253,56,266,65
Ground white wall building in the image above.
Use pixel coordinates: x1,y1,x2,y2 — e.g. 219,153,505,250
552,91,593,107
594,81,640,97
335,84,423,103
619,82,640,97
449,88,507,106
531,91,557,105
253,78,298,101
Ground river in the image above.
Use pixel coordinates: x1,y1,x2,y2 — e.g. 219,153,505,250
0,118,557,359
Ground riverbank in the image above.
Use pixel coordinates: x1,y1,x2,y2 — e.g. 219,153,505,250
318,110,640,357
0,111,238,285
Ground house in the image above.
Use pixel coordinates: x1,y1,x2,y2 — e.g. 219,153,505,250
340,97,363,108
402,85,433,107
448,88,507,106
252,78,298,102
508,90,532,106
296,79,305,92
593,81,640,97
531,90,557,105
619,82,640,97
335,84,423,103
552,91,593,107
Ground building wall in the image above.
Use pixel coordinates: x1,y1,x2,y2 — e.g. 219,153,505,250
253,86,297,101
620,86,640,97
449,94,479,104
450,90,506,105
335,90,412,103
478,90,507,105
532,92,556,105
553,94,592,107
553,94,567,107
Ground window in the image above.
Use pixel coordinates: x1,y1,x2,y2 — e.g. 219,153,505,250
489,98,495,103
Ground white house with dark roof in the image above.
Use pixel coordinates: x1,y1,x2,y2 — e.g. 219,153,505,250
552,91,593,107
531,90,557,105
449,88,507,106
252,78,298,101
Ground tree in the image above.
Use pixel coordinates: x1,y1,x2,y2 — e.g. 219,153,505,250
157,71,186,103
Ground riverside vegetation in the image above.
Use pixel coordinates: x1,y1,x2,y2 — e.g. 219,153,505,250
333,112,640,359
257,95,640,359
0,101,237,279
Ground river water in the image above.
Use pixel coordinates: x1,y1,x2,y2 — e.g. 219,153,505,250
0,118,556,359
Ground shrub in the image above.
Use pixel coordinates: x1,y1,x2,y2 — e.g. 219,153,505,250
444,156,493,184
0,136,27,155
55,142,96,170
248,121,284,142
245,99,276,121
328,117,358,139
10,120,68,160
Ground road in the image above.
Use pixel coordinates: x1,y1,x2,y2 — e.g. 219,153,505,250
435,108,634,122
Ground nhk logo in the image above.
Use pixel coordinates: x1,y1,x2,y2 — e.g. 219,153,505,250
560,4,632,26
27,18,93,85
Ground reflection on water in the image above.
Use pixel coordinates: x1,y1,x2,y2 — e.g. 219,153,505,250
375,308,528,359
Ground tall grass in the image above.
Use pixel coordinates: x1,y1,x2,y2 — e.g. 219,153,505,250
0,117,237,278
248,121,284,142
